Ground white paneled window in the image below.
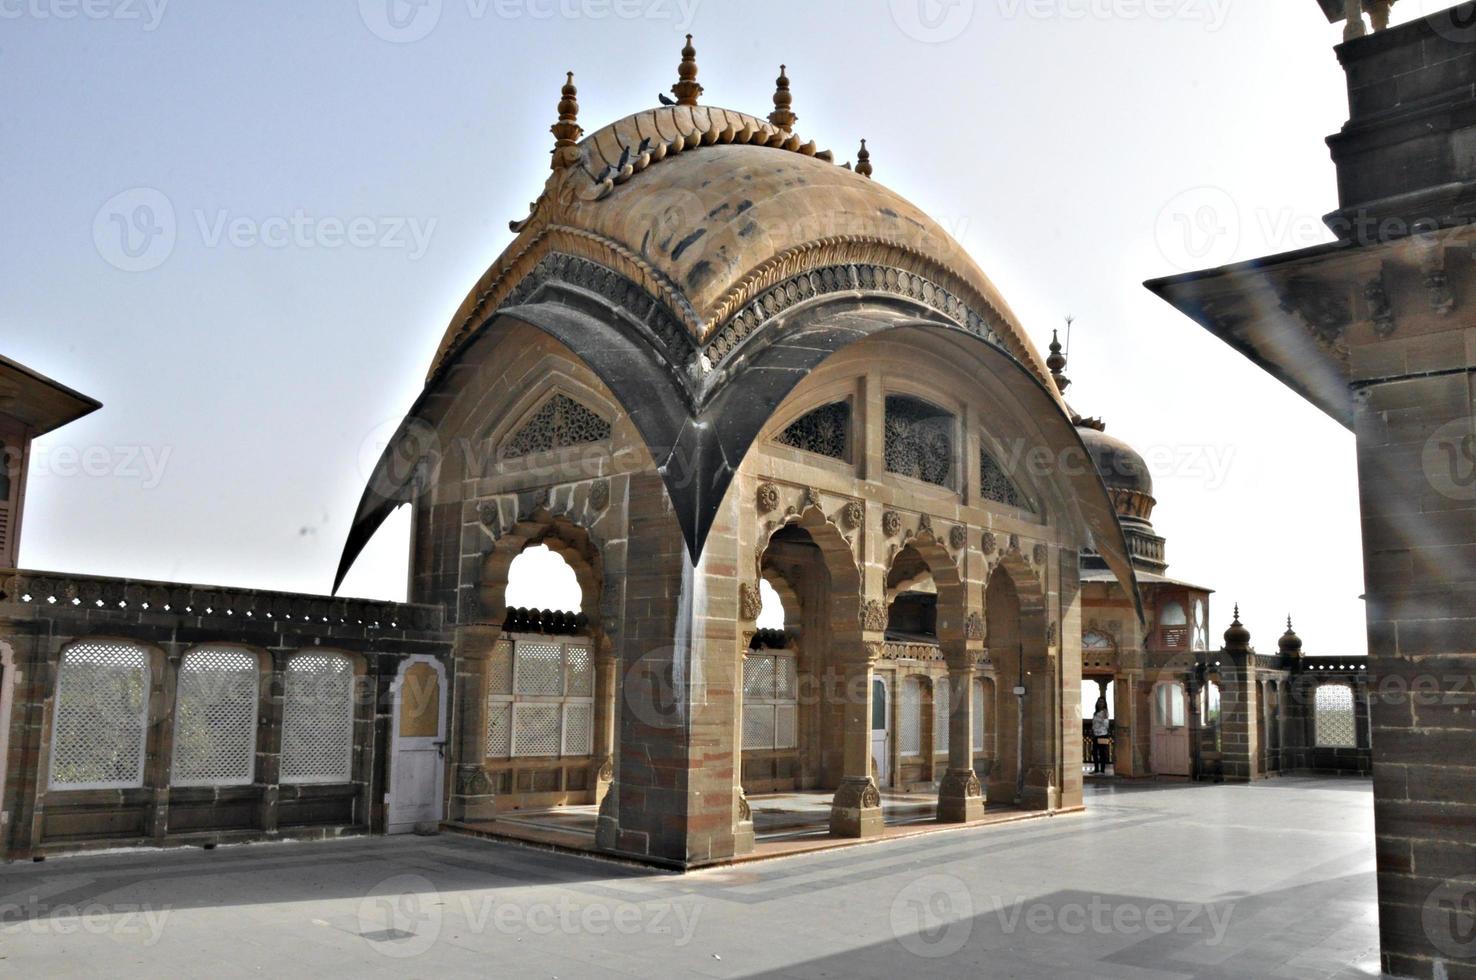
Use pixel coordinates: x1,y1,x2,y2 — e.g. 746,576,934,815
486,636,594,759
280,653,355,784
972,679,985,753
49,640,151,790
1314,684,1358,749
172,646,259,787
901,676,922,756
742,651,797,751
934,676,950,753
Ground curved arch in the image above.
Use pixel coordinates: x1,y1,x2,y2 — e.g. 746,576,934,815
339,287,1139,623
478,508,603,627
757,505,864,646
886,532,967,658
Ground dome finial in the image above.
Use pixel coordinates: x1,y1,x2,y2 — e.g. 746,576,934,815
550,71,582,170
768,64,796,132
1279,614,1303,656
1224,604,1251,651
855,139,872,179
671,34,703,107
1048,321,1071,394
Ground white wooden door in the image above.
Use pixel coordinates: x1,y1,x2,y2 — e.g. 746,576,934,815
388,656,447,834
1151,681,1190,776
871,676,890,787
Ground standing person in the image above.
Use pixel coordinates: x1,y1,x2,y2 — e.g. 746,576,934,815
1091,697,1111,774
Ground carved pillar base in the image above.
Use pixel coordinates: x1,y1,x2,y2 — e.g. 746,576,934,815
594,782,619,851
937,768,985,823
591,755,615,807
829,776,883,838
1020,769,1059,812
448,764,497,823
734,790,755,854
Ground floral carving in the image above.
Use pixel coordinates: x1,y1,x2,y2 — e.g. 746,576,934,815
965,611,985,641
589,478,610,511
939,768,982,799
478,502,502,536
981,531,997,554
949,525,967,551
882,510,902,537
842,500,864,530
738,792,752,821
861,599,888,632
757,482,779,514
1033,543,1048,565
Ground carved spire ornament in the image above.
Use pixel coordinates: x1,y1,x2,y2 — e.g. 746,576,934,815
855,139,872,179
671,34,703,107
1047,326,1070,394
768,64,796,132
550,71,583,170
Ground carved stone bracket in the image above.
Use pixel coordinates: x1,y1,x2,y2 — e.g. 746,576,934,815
1420,246,1456,316
1364,272,1396,338
861,598,888,632
739,581,763,621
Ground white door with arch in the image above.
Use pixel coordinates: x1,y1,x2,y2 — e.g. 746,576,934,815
1150,680,1190,776
388,655,448,834
871,676,890,787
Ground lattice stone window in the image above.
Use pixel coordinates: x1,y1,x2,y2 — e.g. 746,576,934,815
776,401,850,462
979,446,1034,512
486,636,594,759
49,639,151,790
884,395,954,488
742,652,797,752
972,679,985,753
502,393,612,459
934,676,950,753
280,653,356,784
171,646,259,787
901,676,922,755
1314,683,1358,749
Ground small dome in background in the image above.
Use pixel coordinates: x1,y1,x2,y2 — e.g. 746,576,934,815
1279,616,1304,655
1079,427,1154,499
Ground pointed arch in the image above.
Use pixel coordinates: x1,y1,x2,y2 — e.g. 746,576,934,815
478,508,603,627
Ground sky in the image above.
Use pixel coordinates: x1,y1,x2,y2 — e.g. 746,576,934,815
7,0,1447,656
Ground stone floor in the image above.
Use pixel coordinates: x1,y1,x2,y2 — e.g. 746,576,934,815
0,777,1381,978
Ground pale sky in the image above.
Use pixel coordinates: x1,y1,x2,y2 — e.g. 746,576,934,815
8,0,1441,655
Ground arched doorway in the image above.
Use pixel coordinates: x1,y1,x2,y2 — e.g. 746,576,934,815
460,510,612,816
984,559,1050,808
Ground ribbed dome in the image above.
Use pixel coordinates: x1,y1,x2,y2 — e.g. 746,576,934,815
427,103,1057,395
1078,426,1154,499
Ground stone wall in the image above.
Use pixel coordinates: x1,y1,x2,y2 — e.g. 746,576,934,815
0,570,450,860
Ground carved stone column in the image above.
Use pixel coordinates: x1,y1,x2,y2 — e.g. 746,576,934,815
829,642,882,838
734,634,755,853
447,623,500,823
938,662,984,823
591,635,616,806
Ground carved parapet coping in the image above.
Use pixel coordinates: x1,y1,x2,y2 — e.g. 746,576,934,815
0,569,445,632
